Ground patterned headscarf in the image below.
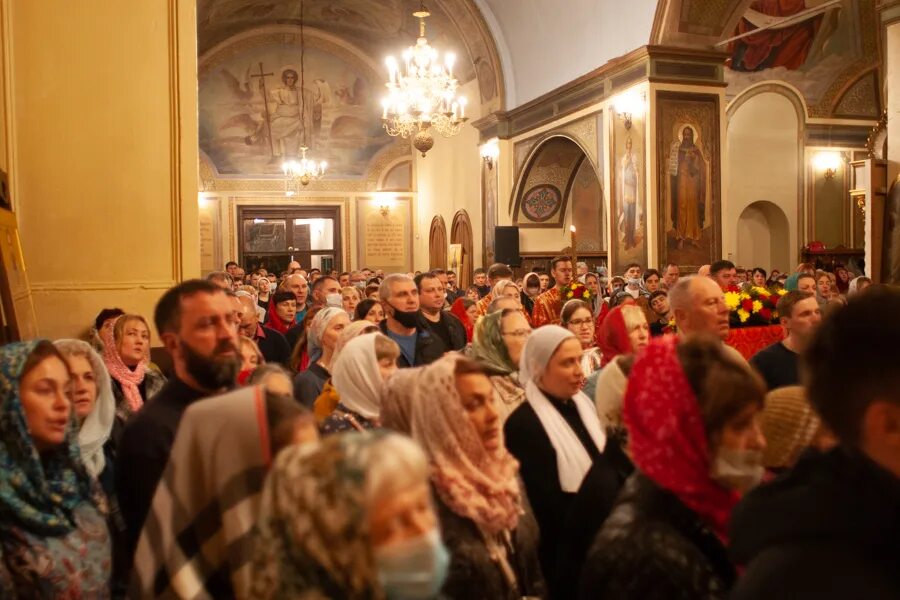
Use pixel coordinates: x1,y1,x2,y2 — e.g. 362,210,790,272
379,368,423,435
470,311,517,376
250,431,415,599
623,336,740,541
0,341,99,536
100,316,148,414
409,354,522,535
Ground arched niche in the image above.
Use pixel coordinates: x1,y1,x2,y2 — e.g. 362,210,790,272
511,136,604,250
737,201,791,273
725,87,802,266
429,216,448,270
451,210,475,288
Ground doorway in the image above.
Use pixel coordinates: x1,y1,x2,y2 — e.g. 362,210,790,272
238,206,342,275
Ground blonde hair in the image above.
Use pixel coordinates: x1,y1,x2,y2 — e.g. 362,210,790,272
341,286,362,302
620,304,647,332
373,333,400,362
239,336,264,365
113,314,150,344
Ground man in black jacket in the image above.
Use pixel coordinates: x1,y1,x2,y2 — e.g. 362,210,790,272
378,273,443,367
237,295,291,365
415,271,466,352
730,288,900,599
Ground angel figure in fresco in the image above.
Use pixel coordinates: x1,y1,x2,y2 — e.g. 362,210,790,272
619,135,640,250
668,126,707,250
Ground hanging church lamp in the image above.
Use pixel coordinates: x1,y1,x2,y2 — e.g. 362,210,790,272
282,0,327,192
381,2,468,157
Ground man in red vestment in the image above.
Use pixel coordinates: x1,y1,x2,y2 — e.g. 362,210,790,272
532,256,573,327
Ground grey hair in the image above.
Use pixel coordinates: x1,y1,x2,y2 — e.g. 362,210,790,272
365,433,429,507
379,273,414,302
668,275,697,314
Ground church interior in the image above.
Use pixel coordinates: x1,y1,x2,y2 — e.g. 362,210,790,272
0,0,898,340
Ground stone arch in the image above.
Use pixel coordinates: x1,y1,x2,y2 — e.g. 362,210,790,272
737,200,791,273
429,216,448,270
450,210,475,288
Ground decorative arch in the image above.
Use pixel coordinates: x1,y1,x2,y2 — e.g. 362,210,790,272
737,201,791,273
429,216,448,270
450,210,475,288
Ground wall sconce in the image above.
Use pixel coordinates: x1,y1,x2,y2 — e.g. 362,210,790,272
480,138,500,170
814,151,842,180
376,195,396,217
613,90,645,131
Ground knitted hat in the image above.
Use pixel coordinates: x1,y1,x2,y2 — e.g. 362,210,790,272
760,386,821,469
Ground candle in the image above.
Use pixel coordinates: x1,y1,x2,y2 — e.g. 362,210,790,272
570,225,577,262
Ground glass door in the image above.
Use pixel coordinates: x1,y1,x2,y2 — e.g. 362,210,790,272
238,206,341,275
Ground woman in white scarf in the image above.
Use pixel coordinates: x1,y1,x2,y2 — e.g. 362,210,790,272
504,325,631,598
53,340,117,486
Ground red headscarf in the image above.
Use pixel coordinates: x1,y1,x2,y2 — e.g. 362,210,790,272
623,336,740,541
265,296,293,335
450,297,474,343
597,305,632,367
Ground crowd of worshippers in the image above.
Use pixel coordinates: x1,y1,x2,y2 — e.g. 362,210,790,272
1,254,897,599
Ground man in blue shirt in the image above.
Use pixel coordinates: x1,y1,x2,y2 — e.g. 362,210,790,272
378,273,443,367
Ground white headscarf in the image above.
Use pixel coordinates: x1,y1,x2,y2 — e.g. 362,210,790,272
53,339,116,478
331,334,385,420
307,307,346,363
491,279,518,299
519,325,606,492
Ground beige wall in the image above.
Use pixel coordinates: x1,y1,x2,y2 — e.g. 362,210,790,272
2,0,199,340
725,91,801,271
414,78,483,272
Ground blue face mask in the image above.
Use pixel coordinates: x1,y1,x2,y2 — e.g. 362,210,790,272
375,529,449,600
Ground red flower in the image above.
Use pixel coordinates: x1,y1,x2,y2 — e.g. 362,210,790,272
758,307,772,321
741,298,753,312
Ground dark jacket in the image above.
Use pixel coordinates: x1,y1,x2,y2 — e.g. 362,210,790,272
378,317,444,368
435,489,547,600
254,325,292,366
292,362,330,409
578,473,736,600
730,448,900,600
421,310,467,353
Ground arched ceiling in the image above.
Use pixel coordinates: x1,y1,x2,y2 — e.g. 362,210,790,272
475,0,659,108
197,0,504,110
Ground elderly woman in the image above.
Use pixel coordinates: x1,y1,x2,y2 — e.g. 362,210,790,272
101,314,166,426
293,307,349,408
469,308,532,423
0,341,111,596
130,387,314,598
320,333,400,434
409,355,546,599
593,305,650,440
561,299,602,381
250,431,448,598
579,335,766,598
504,326,630,598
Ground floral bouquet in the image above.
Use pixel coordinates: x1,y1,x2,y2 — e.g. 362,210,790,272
724,285,788,327
562,280,593,301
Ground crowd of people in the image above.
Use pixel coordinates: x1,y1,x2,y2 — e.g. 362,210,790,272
0,255,897,599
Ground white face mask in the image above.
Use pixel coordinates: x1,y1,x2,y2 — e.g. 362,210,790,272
710,447,764,493
325,293,343,308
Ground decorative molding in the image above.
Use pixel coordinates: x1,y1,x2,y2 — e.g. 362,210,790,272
168,0,184,281
30,280,178,292
471,45,727,142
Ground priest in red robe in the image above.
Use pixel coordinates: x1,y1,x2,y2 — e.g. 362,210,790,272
532,256,574,327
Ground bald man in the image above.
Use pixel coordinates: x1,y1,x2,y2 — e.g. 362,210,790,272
280,273,310,323
237,295,291,365
697,264,711,277
668,275,748,363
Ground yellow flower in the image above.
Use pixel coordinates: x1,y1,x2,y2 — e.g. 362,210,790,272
567,292,573,298
724,291,740,311
739,292,751,301
752,286,768,295
737,309,750,322
752,300,763,313
777,288,788,296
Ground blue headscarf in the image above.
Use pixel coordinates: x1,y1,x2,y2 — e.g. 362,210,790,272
0,340,99,536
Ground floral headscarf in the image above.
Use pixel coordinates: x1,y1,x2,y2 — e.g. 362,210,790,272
470,311,517,376
409,355,522,535
623,336,740,541
250,431,404,599
0,341,100,536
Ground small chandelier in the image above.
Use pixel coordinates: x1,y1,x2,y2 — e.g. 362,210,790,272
381,2,468,157
282,0,326,192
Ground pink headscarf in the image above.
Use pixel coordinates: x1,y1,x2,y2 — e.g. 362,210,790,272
623,336,740,541
409,354,522,535
101,316,148,413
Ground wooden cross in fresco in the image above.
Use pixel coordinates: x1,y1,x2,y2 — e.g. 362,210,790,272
250,62,275,157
